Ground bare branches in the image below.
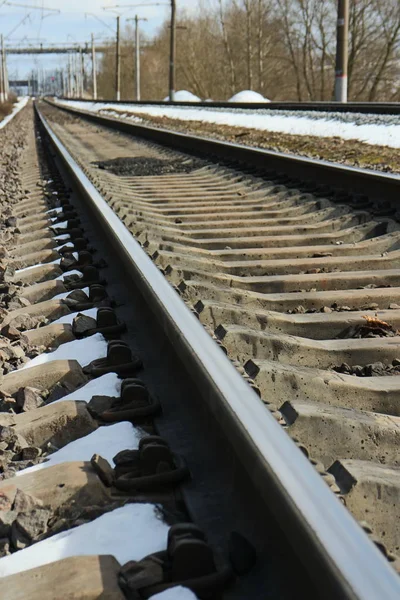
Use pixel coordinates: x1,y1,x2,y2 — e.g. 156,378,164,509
95,0,400,101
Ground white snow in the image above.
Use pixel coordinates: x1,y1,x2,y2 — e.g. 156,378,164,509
51,307,97,325
150,589,198,600
0,503,168,578
0,96,29,130
163,90,201,102
55,269,82,281
19,332,107,370
46,207,63,215
229,90,270,103
16,421,141,477
15,258,61,274
57,372,122,403
54,234,70,242
15,254,78,274
56,99,400,149
52,286,90,300
55,242,74,251
50,220,68,230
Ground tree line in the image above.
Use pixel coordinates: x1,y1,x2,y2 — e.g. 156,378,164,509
96,0,400,101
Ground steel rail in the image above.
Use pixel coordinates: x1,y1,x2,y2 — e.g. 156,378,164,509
57,96,400,115
36,104,400,598
48,100,400,204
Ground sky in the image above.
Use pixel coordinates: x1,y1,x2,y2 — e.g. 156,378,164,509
1,0,198,80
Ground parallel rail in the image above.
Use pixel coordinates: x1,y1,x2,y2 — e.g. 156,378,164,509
57,97,400,115
38,103,400,597
49,100,400,205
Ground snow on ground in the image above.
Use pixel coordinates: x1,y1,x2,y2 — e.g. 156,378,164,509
0,97,29,130
229,90,270,102
56,99,400,149
163,90,201,102
19,332,107,370
51,307,97,325
15,258,61,274
55,242,74,251
0,503,168,577
50,220,68,230
54,233,70,242
53,286,89,300
150,588,198,599
55,269,82,281
15,252,78,274
16,421,141,476
58,372,121,403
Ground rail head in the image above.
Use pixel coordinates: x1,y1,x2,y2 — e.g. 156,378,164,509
36,103,400,600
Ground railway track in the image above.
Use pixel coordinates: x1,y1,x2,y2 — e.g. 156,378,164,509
60,97,400,115
0,99,398,599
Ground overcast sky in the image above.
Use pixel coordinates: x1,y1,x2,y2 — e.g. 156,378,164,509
2,0,197,79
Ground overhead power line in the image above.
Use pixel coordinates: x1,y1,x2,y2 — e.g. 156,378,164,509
4,1,60,12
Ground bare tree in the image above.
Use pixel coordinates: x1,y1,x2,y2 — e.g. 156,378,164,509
218,0,237,94
242,0,254,89
95,0,400,102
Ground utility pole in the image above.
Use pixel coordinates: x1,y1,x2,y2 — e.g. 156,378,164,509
4,49,8,97
334,0,349,102
129,15,147,101
115,15,121,101
91,33,97,100
135,15,140,100
0,37,3,103
73,53,78,98
69,57,73,98
67,55,71,97
1,35,7,102
169,0,176,101
70,55,74,97
79,46,85,97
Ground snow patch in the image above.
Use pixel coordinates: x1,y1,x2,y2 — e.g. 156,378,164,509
55,234,71,242
0,97,29,130
229,90,270,103
55,269,82,281
15,258,61,274
15,253,79,275
50,220,68,230
58,372,122,403
150,588,198,600
52,286,90,300
0,504,168,578
51,307,97,325
56,99,400,149
19,333,107,370
55,242,74,252
163,90,201,102
16,421,141,476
